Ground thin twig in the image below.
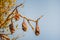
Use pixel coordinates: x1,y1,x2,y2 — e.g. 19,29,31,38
0,3,24,27
20,14,36,22
27,21,34,31
36,15,44,22
0,3,44,27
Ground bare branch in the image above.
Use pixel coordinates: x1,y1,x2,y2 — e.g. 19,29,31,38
0,2,44,28
27,21,34,31
0,3,24,27
36,15,44,22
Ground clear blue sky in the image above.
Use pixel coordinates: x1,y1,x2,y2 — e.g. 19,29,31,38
11,0,60,40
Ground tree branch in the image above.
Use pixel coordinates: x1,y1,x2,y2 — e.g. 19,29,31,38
27,21,34,31
0,4,23,27
0,3,44,28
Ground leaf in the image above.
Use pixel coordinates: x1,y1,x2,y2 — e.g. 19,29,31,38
9,22,15,34
35,21,40,36
1,34,10,40
14,9,20,21
0,5,3,8
22,19,28,31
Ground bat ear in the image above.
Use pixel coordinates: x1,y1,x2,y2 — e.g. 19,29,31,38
35,21,40,36
22,19,28,31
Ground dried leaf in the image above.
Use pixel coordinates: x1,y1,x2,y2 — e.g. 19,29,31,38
1,34,10,40
35,21,40,36
9,22,15,34
0,9,6,13
22,19,28,31
0,5,3,8
14,9,20,21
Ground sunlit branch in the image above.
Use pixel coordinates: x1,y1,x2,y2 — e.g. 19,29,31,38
0,5,44,28
27,21,34,31
0,3,24,27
